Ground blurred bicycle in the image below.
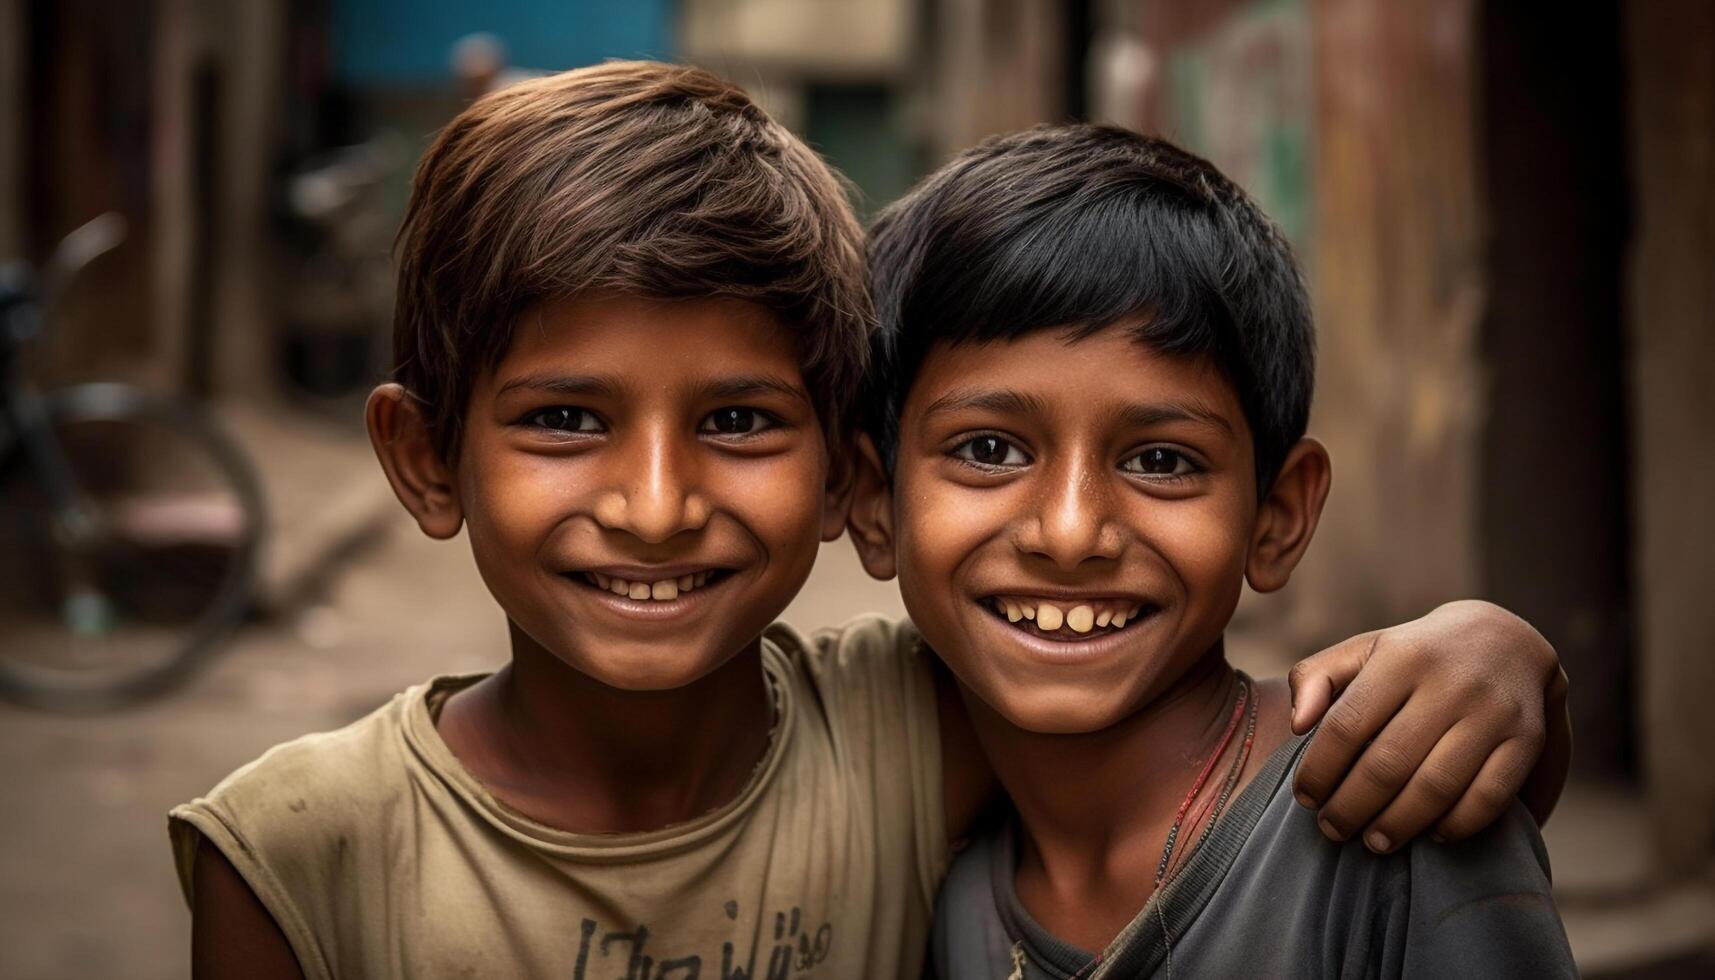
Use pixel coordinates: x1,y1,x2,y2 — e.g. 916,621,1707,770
0,214,266,710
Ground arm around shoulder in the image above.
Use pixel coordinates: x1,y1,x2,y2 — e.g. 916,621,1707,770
190,834,305,979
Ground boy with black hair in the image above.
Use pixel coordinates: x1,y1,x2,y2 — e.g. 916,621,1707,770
172,66,1568,979
848,124,1575,977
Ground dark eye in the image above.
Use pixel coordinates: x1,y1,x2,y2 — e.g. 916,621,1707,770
529,407,601,433
1122,447,1196,477
701,407,772,436
953,436,1028,467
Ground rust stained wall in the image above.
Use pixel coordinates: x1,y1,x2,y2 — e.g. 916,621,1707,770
1293,0,1489,641
1628,0,1715,873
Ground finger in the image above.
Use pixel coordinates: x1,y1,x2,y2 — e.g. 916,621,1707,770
1287,631,1381,734
1355,720,1492,853
1312,699,1455,845
1293,657,1410,810
1433,736,1539,841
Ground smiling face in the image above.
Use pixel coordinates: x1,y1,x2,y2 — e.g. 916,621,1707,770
449,292,838,690
883,324,1268,734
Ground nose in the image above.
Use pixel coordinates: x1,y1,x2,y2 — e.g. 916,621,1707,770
1015,453,1124,570
591,423,712,543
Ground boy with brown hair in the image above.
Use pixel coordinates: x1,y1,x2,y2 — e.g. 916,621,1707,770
171,64,1567,979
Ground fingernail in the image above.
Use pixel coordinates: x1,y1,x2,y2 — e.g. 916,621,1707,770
1364,831,1390,853
1318,817,1345,841
1295,792,1316,809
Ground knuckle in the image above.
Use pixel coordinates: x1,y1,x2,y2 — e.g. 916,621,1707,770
1294,764,1330,800
1357,744,1413,790
1415,762,1468,804
1321,702,1369,745
1465,781,1513,817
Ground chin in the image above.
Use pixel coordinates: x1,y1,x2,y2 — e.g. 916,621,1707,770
565,641,735,692
984,680,1140,736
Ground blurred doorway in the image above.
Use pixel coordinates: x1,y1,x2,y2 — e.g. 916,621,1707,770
1477,0,1633,781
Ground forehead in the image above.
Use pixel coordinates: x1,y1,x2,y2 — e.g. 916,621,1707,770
490,291,803,384
904,324,1244,427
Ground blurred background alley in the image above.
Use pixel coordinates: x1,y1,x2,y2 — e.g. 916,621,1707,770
1,0,1711,976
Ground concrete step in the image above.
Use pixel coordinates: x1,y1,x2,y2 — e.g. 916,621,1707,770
1545,782,1715,977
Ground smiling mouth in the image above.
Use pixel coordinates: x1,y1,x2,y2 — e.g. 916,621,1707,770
571,569,734,602
985,595,1155,641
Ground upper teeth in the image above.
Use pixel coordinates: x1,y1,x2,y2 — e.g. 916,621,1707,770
588,571,712,601
995,598,1143,633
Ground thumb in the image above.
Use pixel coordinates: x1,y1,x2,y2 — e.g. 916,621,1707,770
1288,632,1380,734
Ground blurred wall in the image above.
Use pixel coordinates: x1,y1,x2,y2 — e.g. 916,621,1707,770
1093,0,1715,878
1628,0,1715,874
331,0,671,84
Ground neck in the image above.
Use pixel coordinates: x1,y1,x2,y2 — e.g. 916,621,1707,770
970,640,1292,953
443,623,775,835
972,645,1242,870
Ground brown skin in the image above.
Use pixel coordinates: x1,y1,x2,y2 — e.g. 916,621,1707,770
846,322,1568,951
188,297,1569,974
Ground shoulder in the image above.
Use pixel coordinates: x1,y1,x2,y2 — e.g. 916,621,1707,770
1247,752,1572,975
931,824,1015,980
168,682,437,907
180,686,420,830
168,682,446,980
766,614,933,702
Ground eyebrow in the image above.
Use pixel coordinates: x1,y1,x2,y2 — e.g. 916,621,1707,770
922,385,1235,434
493,372,809,405
696,375,812,405
920,387,1051,419
1115,400,1236,435
495,373,625,399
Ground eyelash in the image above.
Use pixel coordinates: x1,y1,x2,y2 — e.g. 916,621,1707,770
1120,447,1203,481
947,435,1204,482
520,406,604,434
515,406,785,440
950,433,1031,471
698,406,785,440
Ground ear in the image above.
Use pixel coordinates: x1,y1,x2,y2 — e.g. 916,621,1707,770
1246,437,1331,593
367,383,464,540
845,433,898,581
819,436,860,542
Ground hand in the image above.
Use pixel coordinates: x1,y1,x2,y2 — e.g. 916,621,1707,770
1286,600,1571,854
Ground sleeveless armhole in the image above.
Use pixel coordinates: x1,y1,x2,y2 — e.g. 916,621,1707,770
169,803,331,980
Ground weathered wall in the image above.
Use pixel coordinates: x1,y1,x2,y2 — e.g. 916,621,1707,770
929,0,1068,162
1628,0,1715,875
1291,0,1489,643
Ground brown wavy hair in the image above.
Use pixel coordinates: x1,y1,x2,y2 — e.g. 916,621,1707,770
393,61,872,460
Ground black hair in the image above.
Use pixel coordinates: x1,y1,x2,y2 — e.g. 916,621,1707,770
866,123,1314,494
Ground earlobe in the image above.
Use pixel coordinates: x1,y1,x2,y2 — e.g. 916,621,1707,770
819,441,860,542
366,383,464,540
1246,438,1331,593
845,433,899,581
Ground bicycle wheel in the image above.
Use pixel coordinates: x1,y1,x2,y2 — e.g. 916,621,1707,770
0,383,265,710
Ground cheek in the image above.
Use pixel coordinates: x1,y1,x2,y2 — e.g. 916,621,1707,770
1145,491,1255,611
719,451,828,556
894,473,999,603
457,446,574,565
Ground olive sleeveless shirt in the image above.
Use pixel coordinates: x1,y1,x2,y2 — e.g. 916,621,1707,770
169,616,946,979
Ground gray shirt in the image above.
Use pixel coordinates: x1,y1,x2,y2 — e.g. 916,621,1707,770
931,735,1576,979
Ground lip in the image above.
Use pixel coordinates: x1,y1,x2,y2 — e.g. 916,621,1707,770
575,563,729,580
969,593,1164,665
556,565,742,623
977,585,1151,604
